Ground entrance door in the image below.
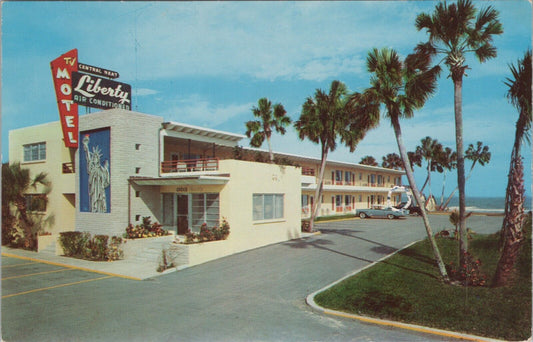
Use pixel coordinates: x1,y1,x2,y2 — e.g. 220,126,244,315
177,194,189,235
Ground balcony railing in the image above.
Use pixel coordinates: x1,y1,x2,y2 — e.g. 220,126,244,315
302,167,315,176
62,162,75,174
161,157,219,174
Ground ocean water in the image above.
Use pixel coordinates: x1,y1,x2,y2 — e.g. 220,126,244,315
446,196,532,213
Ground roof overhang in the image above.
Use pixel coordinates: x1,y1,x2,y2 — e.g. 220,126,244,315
301,185,404,193
162,122,245,147
129,175,230,186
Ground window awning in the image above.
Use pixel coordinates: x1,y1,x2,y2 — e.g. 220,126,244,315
129,175,230,186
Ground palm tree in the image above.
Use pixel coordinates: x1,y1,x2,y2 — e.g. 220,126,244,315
360,155,378,167
245,98,291,163
416,0,503,269
382,153,404,170
295,80,379,231
417,136,444,200
2,162,50,250
494,50,532,287
359,47,449,282
436,147,457,210
441,141,491,210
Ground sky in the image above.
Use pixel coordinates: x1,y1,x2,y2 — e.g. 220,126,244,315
1,1,531,199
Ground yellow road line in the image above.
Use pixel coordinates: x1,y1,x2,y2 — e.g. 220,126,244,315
325,310,488,342
2,268,74,280
2,275,114,299
1,252,142,281
1,262,37,268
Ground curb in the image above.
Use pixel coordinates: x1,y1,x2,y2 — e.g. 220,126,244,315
1,252,143,281
305,241,507,342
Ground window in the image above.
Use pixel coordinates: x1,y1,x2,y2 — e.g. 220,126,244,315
253,194,284,221
24,194,47,212
135,144,141,150
335,170,343,183
23,142,46,162
192,193,219,230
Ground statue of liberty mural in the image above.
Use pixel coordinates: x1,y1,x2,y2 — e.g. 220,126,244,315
82,134,110,213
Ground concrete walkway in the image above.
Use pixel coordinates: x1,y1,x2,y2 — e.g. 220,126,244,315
1,231,321,281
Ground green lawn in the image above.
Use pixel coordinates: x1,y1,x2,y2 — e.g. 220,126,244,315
314,223,532,341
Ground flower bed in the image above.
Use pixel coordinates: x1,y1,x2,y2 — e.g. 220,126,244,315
124,216,170,239
183,219,230,244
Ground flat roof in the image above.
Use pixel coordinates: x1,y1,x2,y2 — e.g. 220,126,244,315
244,147,405,175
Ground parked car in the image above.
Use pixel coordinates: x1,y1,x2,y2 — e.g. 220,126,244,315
394,202,423,216
356,206,407,220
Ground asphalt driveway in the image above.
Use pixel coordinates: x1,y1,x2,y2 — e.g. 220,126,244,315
2,215,503,342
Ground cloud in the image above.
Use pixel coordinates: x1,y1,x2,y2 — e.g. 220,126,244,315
116,2,430,82
135,88,158,96
161,94,254,127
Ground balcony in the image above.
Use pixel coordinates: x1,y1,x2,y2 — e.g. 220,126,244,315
161,157,219,174
302,167,315,176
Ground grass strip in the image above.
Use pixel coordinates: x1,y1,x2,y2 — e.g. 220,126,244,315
314,226,532,341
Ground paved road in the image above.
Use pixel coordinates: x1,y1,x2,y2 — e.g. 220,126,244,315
2,215,503,342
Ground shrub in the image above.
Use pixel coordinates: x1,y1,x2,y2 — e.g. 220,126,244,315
157,248,176,272
59,231,124,261
107,236,124,261
184,230,198,244
301,221,311,232
199,223,215,242
59,232,90,257
446,251,487,287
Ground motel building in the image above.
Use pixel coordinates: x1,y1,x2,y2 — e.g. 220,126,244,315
8,109,405,266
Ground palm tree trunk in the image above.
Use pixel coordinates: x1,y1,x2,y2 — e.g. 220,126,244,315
420,175,429,193
453,77,468,269
500,115,526,246
494,154,525,287
266,136,274,163
439,170,448,209
391,116,449,282
309,144,328,232
440,161,477,210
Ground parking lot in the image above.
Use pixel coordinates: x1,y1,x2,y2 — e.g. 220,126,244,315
2,215,503,342
2,255,115,300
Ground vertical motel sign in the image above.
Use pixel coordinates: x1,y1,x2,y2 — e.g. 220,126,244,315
51,49,79,148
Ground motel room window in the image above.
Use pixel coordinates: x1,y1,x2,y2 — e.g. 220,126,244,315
24,194,47,212
253,194,284,221
335,170,343,184
192,193,220,230
23,142,46,162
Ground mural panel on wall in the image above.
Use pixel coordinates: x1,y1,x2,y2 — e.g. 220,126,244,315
80,128,111,213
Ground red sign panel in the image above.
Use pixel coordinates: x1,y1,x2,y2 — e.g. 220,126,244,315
50,49,79,148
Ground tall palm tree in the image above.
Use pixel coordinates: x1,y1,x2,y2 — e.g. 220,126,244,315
359,47,449,282
295,80,379,231
416,0,503,267
382,153,404,170
2,162,50,250
360,155,378,167
245,98,291,163
494,50,532,287
441,141,491,210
